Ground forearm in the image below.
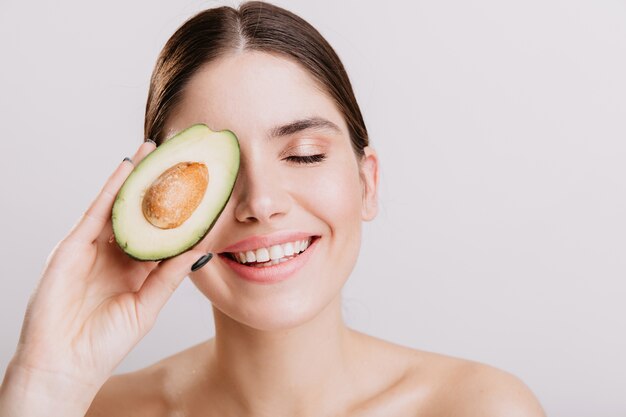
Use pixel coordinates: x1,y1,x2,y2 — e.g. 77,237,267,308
0,361,99,417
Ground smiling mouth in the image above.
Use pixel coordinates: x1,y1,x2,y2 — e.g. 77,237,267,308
221,236,317,268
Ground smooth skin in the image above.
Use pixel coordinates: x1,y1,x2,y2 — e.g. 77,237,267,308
0,142,210,416
0,51,546,417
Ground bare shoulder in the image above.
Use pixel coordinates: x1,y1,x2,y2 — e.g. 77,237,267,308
428,356,545,416
86,341,209,417
85,365,168,417
404,347,546,417
348,332,545,417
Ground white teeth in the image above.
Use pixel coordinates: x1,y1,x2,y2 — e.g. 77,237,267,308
269,244,284,260
283,241,295,257
231,238,313,265
255,247,270,262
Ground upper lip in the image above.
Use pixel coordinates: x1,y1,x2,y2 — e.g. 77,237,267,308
218,231,319,254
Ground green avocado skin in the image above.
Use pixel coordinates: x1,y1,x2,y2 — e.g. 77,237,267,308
111,124,240,261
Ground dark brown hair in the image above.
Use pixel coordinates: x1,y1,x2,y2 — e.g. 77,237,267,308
144,1,368,156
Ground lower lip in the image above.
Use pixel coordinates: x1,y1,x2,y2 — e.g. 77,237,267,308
219,238,319,284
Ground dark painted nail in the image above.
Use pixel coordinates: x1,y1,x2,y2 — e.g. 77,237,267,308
145,138,157,146
191,253,213,271
122,157,133,165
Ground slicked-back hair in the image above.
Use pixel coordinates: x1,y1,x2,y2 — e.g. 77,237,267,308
144,1,368,157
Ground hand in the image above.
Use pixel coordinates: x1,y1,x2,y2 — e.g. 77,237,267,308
0,141,212,416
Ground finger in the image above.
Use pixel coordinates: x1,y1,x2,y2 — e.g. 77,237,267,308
68,141,157,243
134,251,213,324
132,139,157,163
68,158,134,243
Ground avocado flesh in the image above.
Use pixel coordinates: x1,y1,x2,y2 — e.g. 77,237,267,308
112,124,240,261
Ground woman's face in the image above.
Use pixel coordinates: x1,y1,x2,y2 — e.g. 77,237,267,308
165,51,378,331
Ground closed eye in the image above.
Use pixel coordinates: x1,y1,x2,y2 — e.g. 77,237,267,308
283,154,327,164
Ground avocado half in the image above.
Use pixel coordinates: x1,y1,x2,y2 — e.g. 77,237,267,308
112,124,240,261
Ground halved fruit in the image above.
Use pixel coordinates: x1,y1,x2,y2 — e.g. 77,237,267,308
112,124,240,261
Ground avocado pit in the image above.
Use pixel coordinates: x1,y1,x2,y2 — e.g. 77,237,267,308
142,161,209,229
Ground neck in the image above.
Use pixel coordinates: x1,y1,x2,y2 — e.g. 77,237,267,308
208,294,353,416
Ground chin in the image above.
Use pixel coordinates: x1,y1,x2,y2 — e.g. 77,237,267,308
217,296,327,332
190,260,348,333
189,231,361,332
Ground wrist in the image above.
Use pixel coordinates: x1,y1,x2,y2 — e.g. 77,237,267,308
0,360,100,417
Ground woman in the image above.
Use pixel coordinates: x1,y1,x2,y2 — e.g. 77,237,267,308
0,2,545,416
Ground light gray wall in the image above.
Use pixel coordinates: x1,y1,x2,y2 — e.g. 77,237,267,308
1,1,625,415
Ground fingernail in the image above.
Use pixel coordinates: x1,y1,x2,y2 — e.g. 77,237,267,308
191,253,213,271
122,156,134,165
145,138,157,146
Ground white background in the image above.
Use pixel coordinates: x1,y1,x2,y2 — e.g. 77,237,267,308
1,1,625,415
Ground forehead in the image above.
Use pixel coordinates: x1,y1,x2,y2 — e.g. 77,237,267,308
165,50,347,139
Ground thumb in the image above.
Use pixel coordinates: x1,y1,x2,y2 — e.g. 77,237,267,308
134,250,213,325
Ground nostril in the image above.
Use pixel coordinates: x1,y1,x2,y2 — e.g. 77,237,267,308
234,196,290,224
231,164,292,223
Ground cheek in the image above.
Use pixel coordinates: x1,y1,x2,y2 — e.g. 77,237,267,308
293,157,364,285
293,159,363,227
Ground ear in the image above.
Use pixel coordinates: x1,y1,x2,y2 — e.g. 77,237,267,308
359,146,379,221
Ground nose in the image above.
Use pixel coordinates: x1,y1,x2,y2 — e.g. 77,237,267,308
233,157,291,224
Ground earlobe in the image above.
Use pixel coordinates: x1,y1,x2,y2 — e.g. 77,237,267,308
359,146,379,221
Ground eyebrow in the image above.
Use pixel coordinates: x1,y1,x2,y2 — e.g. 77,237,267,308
268,117,342,139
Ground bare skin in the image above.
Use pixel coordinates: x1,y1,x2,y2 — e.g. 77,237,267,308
88,325,544,417
88,51,540,417
0,50,546,417
0,141,210,417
